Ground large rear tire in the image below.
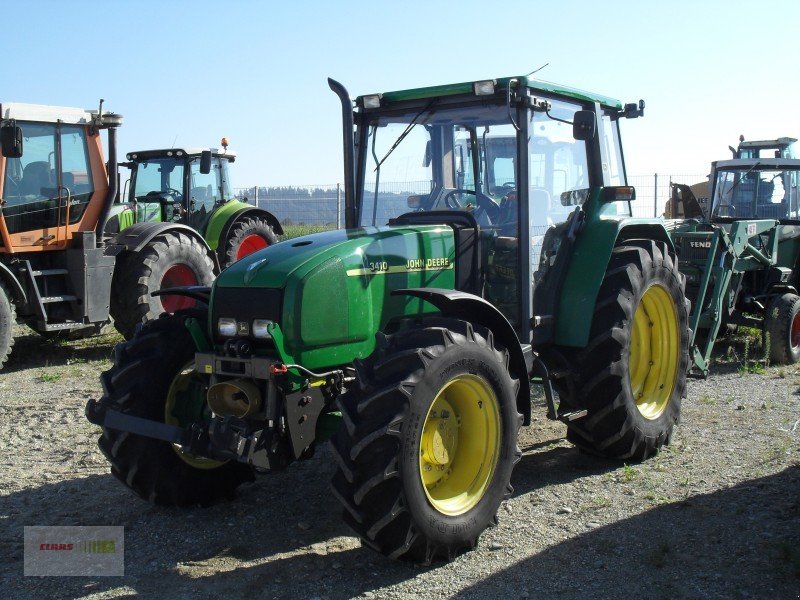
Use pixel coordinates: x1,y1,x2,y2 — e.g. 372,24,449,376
219,215,278,268
558,240,690,460
0,281,15,369
765,292,800,365
110,231,215,339
96,312,254,506
331,318,521,563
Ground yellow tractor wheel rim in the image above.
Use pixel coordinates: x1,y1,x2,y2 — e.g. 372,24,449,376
164,362,225,469
419,374,501,516
629,284,680,420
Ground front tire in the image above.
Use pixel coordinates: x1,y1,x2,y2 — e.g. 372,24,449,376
558,240,690,460
96,312,253,506
330,318,521,563
219,215,278,268
0,281,15,369
765,292,800,364
110,231,215,339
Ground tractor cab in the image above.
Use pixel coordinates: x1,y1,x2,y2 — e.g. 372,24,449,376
347,77,636,331
733,136,797,160
120,145,236,232
710,158,800,222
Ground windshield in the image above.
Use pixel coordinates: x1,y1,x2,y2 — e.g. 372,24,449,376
712,168,799,220
360,103,521,228
131,158,184,200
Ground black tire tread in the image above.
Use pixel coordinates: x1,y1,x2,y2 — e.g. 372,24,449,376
331,317,521,563
765,292,800,365
110,231,215,339
96,312,253,506
0,280,15,369
220,215,278,268
559,240,690,461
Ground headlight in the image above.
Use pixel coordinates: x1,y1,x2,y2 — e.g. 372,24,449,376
253,319,273,339
218,317,237,337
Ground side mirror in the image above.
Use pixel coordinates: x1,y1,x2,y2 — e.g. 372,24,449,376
422,141,431,167
199,150,212,175
572,111,595,141
1,125,23,158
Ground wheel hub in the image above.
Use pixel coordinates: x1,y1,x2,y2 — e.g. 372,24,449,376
629,284,680,420
165,362,224,469
418,374,500,516
421,401,459,467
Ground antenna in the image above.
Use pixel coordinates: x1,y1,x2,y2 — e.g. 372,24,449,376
526,63,549,77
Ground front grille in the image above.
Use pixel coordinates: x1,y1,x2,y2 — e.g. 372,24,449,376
679,237,713,262
211,287,282,342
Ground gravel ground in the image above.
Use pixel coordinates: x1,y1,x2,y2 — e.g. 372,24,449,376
1,325,798,599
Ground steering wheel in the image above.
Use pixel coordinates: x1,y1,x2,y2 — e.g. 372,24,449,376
164,187,183,200
443,189,501,223
443,189,470,208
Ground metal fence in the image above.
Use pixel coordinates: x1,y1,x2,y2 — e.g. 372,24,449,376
627,174,707,219
235,174,709,232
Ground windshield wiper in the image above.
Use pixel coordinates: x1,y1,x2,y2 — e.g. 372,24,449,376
718,161,761,212
373,99,438,172
727,161,761,196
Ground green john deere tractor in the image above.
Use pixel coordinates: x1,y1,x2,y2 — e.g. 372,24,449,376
87,76,690,563
668,156,800,373
108,143,283,269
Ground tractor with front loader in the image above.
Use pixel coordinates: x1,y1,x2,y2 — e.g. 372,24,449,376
0,102,220,366
87,76,690,563
108,142,282,269
668,156,800,373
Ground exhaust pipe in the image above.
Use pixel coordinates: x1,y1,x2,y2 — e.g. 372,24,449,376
207,379,263,418
328,78,357,229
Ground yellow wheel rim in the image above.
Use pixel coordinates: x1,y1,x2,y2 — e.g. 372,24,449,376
164,362,225,469
419,374,501,516
629,284,680,420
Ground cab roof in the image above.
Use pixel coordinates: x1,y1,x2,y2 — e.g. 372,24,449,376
127,148,236,161
739,137,796,148
0,102,121,126
358,75,623,110
714,158,800,170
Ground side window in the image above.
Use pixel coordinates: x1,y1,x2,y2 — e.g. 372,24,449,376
529,99,590,230
600,116,630,217
189,158,219,228
2,122,58,234
60,125,93,223
601,116,625,187
5,122,57,204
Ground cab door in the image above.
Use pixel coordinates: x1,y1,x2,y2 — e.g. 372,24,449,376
1,121,63,249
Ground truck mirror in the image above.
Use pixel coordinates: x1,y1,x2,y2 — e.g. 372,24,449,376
0,125,23,158
200,150,212,175
572,111,595,141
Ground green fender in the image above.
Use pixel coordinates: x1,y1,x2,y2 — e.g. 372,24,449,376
554,199,675,348
204,201,283,250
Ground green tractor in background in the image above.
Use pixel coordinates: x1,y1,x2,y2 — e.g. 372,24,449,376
102,142,283,338
668,155,800,373
107,141,282,270
88,75,690,563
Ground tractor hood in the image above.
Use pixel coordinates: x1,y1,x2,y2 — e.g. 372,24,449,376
211,225,457,368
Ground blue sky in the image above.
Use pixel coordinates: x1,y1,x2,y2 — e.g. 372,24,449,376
4,0,799,186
